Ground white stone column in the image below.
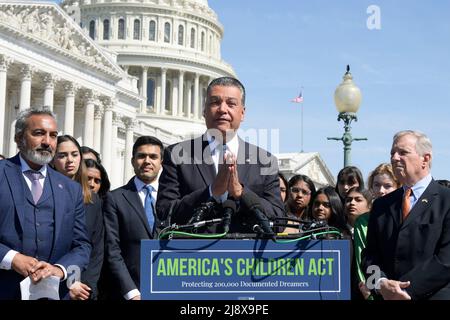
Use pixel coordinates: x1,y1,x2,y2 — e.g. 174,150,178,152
83,90,95,147
8,88,19,157
9,118,16,157
141,66,148,112
111,113,121,187
193,73,200,119
19,65,32,111
160,68,167,114
177,70,184,117
101,100,114,174
63,83,76,136
186,80,192,118
93,104,103,152
0,55,12,155
155,73,161,114
43,74,55,110
124,118,136,182
172,75,178,117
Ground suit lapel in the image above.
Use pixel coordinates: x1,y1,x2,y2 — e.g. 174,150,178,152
401,180,438,229
388,188,403,227
237,139,251,185
4,155,27,230
48,168,65,249
194,136,216,185
122,179,153,237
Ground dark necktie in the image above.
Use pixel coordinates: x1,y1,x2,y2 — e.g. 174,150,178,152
24,170,43,204
144,185,155,231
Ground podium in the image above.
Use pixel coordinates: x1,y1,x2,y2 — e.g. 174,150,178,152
140,239,350,300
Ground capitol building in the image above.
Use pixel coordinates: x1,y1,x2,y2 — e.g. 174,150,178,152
0,0,334,187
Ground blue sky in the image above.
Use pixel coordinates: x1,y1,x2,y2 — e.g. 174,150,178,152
52,0,450,182
208,0,450,182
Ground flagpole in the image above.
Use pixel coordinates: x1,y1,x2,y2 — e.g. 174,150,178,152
301,100,304,152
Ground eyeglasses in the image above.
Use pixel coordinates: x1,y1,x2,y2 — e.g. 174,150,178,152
290,187,311,196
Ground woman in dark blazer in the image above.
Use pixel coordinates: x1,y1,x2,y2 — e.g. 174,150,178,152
52,135,104,300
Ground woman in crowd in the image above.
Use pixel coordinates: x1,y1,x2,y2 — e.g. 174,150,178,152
284,174,316,233
52,135,104,300
354,163,400,299
345,186,373,300
81,146,101,163
310,186,350,239
345,186,373,234
367,163,399,198
335,166,364,203
84,158,110,199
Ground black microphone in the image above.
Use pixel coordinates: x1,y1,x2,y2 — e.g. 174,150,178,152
240,192,275,239
188,201,216,224
222,200,236,234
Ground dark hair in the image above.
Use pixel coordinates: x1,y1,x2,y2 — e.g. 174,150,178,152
206,77,246,106
278,172,288,203
346,186,374,211
81,146,101,163
55,135,92,204
84,159,110,198
132,136,164,159
311,186,350,235
335,166,364,198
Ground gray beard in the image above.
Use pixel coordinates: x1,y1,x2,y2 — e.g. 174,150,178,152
19,139,54,166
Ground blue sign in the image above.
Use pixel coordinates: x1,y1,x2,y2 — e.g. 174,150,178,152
141,239,350,300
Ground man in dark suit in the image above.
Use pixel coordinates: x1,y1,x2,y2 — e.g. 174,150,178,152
103,136,163,300
156,77,284,234
0,107,91,300
363,130,450,300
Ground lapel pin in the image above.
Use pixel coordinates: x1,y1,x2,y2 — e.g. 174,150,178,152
421,199,428,203
58,184,63,189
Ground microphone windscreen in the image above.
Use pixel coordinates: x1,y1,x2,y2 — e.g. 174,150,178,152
240,192,262,211
222,199,236,212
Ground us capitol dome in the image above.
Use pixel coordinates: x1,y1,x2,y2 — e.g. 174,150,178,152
0,0,236,187
62,0,235,128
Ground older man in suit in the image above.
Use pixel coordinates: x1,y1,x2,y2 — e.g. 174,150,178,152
363,130,450,300
156,77,284,235
0,107,91,299
103,136,164,300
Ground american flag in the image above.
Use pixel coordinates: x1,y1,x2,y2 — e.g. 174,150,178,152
291,90,304,103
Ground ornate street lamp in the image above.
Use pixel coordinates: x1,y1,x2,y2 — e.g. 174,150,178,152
327,65,367,167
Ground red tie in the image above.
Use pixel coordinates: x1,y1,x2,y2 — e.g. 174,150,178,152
402,188,412,221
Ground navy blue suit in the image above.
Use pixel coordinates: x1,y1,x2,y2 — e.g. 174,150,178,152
0,155,91,300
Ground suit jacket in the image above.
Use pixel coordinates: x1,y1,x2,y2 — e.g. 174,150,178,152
81,193,104,300
103,177,158,299
0,154,91,300
363,180,450,300
156,135,285,233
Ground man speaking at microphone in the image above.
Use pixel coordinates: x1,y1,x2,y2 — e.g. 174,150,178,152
156,77,285,233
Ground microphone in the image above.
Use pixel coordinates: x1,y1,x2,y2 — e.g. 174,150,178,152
222,199,236,234
188,201,216,224
240,192,275,239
